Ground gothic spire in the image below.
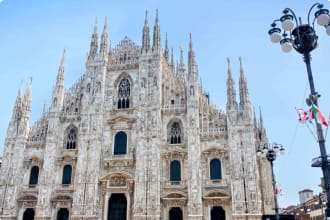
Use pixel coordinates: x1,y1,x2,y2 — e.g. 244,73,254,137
171,48,175,73
11,82,23,122
152,9,161,51
23,77,32,114
88,18,98,60
164,32,169,61
188,33,197,80
259,107,267,140
253,107,257,129
179,46,186,72
226,57,238,111
239,56,250,107
142,10,150,52
259,107,264,130
56,49,65,88
100,17,108,58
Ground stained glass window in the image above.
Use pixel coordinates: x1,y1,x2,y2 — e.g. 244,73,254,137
118,78,130,109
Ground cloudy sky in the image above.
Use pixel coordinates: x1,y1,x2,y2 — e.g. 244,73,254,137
1,0,330,208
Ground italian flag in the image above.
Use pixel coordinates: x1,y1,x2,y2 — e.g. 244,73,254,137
310,102,328,127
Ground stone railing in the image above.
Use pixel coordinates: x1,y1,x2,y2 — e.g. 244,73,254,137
162,104,186,113
204,179,228,188
202,127,227,137
163,180,187,189
103,154,135,168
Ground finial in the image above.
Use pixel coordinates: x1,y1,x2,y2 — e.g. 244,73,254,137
239,56,243,71
61,48,66,65
189,32,193,50
42,100,47,114
104,16,107,29
227,57,231,70
171,47,174,65
165,32,168,46
145,10,149,24
30,76,33,85
179,46,184,63
259,106,263,124
94,17,98,32
156,8,159,22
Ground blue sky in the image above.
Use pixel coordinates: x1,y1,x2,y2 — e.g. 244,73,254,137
1,0,330,208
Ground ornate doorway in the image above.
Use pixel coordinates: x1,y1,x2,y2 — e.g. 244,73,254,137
211,206,225,220
108,193,127,220
169,207,183,220
23,208,35,220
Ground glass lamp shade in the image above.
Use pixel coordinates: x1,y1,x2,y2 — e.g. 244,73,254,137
273,145,279,153
326,25,330,36
268,27,281,43
280,147,285,155
270,32,281,43
281,41,292,53
263,146,268,154
317,13,330,26
282,19,294,31
256,150,262,157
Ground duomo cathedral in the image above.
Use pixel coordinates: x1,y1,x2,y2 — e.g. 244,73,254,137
0,10,274,220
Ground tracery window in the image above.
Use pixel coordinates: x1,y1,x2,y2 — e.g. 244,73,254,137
62,164,72,185
29,166,39,186
65,127,77,149
114,131,127,155
169,122,182,144
117,78,130,109
210,159,222,180
170,160,181,182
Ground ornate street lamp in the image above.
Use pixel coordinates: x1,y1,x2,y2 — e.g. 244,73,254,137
268,3,330,218
257,143,285,220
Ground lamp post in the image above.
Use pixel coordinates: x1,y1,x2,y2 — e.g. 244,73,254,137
268,3,330,218
257,143,285,220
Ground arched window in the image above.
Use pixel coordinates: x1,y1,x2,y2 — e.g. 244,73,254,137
23,208,35,220
169,122,182,144
57,208,69,220
169,207,183,220
117,78,130,109
65,127,77,149
62,165,72,185
114,131,127,155
29,166,39,186
170,160,181,182
210,159,222,180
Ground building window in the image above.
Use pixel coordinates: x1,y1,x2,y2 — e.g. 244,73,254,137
170,160,181,182
117,78,130,109
29,166,39,186
210,159,222,180
114,131,127,155
65,127,77,149
169,122,182,144
62,165,72,185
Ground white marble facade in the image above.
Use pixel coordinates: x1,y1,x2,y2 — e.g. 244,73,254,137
0,11,274,220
